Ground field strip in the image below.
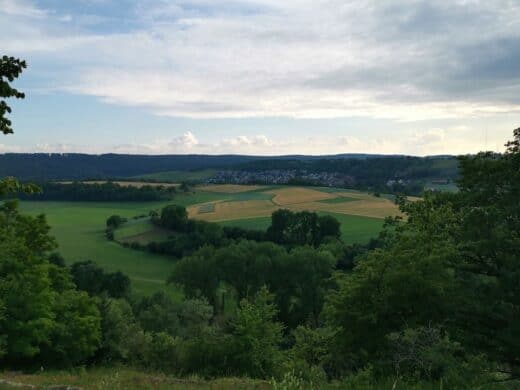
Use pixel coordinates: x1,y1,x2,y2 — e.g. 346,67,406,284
187,200,226,219
189,199,277,221
267,187,337,205
289,199,402,219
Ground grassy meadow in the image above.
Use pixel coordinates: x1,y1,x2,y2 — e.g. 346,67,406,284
19,184,394,296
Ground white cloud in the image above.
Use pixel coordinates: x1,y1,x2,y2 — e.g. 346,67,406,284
0,0,46,18
0,125,507,156
2,0,520,121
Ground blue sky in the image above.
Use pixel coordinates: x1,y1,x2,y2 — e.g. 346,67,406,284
1,0,519,155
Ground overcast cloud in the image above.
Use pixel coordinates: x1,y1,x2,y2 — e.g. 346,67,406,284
1,0,519,154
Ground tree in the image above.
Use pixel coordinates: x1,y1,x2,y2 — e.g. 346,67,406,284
0,201,101,365
231,287,284,378
70,261,105,296
317,215,341,242
324,194,460,371
160,204,188,231
1,56,26,135
106,215,127,229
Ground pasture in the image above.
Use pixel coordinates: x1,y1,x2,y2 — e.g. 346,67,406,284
19,200,183,297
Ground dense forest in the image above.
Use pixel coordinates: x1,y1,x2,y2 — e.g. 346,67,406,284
0,129,518,388
0,152,458,184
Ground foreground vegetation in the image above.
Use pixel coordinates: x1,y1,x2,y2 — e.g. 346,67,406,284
0,129,518,389
1,59,518,389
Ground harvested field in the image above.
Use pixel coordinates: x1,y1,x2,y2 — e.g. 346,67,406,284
290,198,402,219
188,200,276,221
268,187,337,205
198,203,216,213
189,186,403,222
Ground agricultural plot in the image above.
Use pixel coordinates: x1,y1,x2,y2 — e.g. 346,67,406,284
17,185,401,296
198,203,216,213
189,185,402,222
268,187,336,205
188,200,276,221
19,201,180,297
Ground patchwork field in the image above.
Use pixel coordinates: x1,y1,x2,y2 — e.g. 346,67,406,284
18,184,400,296
188,185,402,222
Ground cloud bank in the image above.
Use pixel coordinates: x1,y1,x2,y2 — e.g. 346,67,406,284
1,0,520,121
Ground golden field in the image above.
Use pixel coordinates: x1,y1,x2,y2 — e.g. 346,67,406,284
188,185,403,222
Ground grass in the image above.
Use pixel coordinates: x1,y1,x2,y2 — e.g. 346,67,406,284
322,212,385,244
317,196,357,204
115,219,173,244
217,213,384,244
0,368,271,390
16,186,393,296
19,201,179,298
133,169,217,183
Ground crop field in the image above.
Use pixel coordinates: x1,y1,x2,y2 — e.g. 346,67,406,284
188,185,402,222
268,186,337,205
17,194,214,298
17,184,398,296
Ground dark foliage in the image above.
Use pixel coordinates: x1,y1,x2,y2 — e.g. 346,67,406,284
70,260,131,299
11,182,176,202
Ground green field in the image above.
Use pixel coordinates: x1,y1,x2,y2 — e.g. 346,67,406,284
19,200,180,297
18,185,388,296
133,169,217,183
217,213,383,244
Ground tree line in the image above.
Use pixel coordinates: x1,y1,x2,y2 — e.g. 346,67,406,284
117,206,343,259
10,182,177,202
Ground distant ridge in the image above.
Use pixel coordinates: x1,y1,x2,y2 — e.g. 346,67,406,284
0,152,456,181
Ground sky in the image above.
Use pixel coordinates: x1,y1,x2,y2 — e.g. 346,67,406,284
1,0,519,156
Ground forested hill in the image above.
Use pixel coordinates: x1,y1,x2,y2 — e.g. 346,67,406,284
0,153,263,180
0,152,457,181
